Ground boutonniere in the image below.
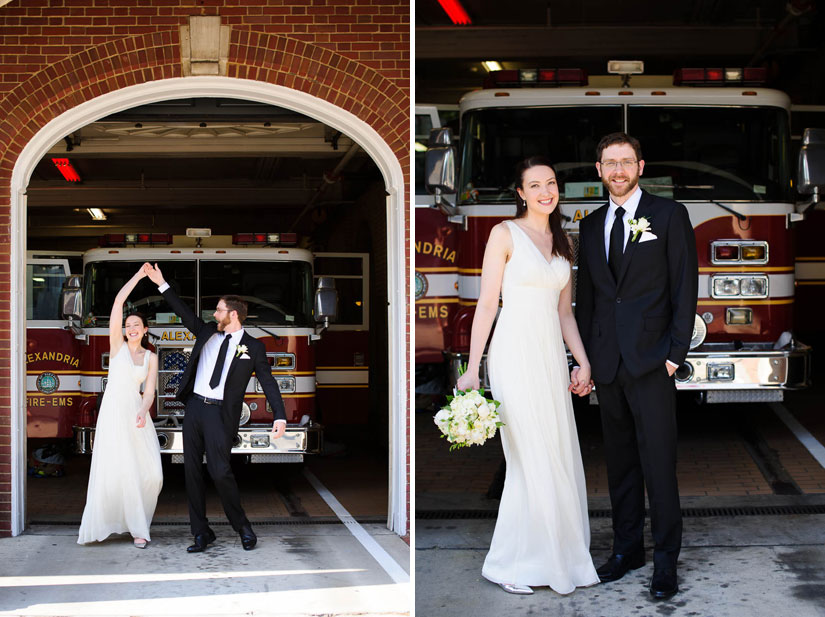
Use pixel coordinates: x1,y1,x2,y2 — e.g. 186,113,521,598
629,216,651,242
235,344,248,358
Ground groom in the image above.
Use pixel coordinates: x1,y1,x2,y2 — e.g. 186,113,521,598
575,133,698,599
144,263,287,553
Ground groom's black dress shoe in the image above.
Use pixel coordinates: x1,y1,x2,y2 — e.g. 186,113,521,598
239,524,257,550
650,568,678,599
596,548,646,582
187,527,217,553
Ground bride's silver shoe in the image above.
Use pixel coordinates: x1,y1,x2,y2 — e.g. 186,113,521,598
498,583,534,595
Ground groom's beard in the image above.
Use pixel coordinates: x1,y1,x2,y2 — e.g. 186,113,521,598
602,172,639,199
216,315,231,331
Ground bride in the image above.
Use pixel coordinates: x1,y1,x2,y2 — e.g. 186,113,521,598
456,156,599,595
78,265,163,548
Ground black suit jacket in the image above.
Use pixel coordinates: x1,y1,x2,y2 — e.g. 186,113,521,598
575,189,699,382
161,286,287,426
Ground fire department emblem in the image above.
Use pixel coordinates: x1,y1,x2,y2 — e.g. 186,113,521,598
36,372,60,395
415,271,428,300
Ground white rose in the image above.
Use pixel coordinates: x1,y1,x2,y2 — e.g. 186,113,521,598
477,403,491,419
434,409,450,425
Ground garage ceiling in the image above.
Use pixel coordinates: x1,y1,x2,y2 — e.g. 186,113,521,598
416,0,825,104
26,99,380,250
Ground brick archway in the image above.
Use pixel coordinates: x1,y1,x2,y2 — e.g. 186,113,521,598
0,32,409,536
0,30,408,172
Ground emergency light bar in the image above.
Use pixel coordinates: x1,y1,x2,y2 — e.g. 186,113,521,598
483,68,588,88
232,232,298,246
673,67,767,86
99,233,173,247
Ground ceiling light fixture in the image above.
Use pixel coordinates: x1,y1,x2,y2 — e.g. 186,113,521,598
482,61,503,72
52,158,81,182
87,208,106,221
437,0,472,25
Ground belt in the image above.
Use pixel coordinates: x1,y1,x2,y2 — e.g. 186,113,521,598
192,393,223,406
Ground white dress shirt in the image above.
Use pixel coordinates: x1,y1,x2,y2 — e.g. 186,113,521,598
603,185,643,259
193,327,245,400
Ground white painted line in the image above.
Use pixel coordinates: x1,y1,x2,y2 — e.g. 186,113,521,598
303,468,410,584
770,402,825,470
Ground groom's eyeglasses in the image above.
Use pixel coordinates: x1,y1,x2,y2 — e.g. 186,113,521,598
601,159,638,170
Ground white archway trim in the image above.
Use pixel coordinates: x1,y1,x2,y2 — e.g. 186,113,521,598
9,77,408,536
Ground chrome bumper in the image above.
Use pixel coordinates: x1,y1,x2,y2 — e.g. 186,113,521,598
74,423,323,462
446,341,811,403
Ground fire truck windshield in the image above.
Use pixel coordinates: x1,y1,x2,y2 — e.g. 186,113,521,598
83,260,314,327
459,104,791,204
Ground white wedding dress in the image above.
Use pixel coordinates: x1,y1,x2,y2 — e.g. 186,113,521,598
482,221,599,593
78,345,163,544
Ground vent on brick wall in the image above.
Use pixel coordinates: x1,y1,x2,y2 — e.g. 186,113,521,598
416,504,825,520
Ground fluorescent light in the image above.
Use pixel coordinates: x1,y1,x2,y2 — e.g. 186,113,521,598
482,61,503,72
87,208,106,221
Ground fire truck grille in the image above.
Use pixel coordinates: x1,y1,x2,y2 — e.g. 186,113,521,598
158,348,191,417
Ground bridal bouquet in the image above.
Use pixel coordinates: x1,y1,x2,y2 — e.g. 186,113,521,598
434,388,503,451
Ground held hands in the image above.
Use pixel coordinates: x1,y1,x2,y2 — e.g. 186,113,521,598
143,262,165,286
271,420,286,440
569,366,594,397
456,370,480,392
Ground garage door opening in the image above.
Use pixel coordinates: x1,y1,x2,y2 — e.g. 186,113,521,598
23,96,392,531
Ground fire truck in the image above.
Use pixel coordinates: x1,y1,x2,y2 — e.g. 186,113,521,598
417,65,825,404
26,231,370,461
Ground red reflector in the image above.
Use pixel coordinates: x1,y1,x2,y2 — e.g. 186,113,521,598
52,158,81,182
715,245,740,260
254,233,267,243
138,233,150,243
233,233,254,244
706,68,724,81
539,69,556,82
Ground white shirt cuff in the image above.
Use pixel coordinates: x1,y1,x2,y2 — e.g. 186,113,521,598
666,360,679,369
274,419,287,424
158,282,170,292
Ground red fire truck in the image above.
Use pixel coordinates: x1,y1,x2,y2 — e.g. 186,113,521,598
26,232,370,461
417,66,825,403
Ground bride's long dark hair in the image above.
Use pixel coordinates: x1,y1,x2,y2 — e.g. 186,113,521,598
513,156,573,263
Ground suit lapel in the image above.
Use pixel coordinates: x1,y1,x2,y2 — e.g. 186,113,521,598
616,190,655,288
225,331,249,383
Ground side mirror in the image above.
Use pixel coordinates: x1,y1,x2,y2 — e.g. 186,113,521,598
314,277,338,325
424,128,457,195
60,275,83,321
798,128,825,206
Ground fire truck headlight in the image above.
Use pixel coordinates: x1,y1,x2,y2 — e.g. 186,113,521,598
256,376,296,393
711,274,768,299
690,314,707,350
740,276,768,297
712,277,740,297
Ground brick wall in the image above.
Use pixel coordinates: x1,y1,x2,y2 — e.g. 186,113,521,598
0,0,410,536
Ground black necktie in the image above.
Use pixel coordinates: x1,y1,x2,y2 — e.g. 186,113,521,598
608,206,626,280
209,333,231,389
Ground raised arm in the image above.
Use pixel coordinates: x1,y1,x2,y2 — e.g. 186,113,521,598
136,353,159,428
455,224,511,392
109,266,149,355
